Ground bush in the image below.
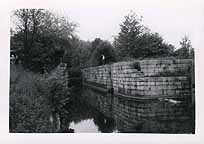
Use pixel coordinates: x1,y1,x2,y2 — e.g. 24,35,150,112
9,64,70,132
9,65,52,132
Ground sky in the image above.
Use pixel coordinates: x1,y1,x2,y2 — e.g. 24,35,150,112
47,0,204,49
8,0,204,49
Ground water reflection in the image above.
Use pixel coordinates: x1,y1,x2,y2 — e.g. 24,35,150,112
60,85,194,133
60,87,117,133
69,119,99,133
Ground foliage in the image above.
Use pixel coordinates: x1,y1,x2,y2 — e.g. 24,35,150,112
135,32,175,58
114,11,175,60
174,36,194,59
113,11,145,59
89,38,117,66
45,73,70,113
9,64,52,132
66,38,92,69
63,37,117,69
11,9,77,73
9,64,70,132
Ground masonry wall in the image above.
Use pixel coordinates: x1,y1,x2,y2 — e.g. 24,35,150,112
82,59,194,133
82,82,193,133
82,59,193,99
112,59,192,99
82,64,112,90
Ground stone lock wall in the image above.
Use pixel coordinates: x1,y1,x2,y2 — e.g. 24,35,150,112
111,59,192,99
82,59,193,99
82,59,194,132
82,64,112,90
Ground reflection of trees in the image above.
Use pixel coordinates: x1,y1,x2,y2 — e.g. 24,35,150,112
93,113,116,133
60,90,96,126
68,99,95,122
59,87,117,133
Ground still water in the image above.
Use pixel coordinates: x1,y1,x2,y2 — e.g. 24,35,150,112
69,119,99,133
60,85,194,133
69,119,119,133
61,91,118,133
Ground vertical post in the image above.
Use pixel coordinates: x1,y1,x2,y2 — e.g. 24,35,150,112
102,54,105,65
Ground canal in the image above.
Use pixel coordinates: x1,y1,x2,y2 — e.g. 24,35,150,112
59,88,118,133
58,84,194,133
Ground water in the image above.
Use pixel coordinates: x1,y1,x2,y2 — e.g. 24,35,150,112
58,86,118,133
59,85,194,133
69,119,99,133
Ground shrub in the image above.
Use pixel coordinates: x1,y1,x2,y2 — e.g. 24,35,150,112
9,65,52,132
9,64,70,132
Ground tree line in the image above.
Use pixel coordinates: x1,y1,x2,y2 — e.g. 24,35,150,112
10,9,194,73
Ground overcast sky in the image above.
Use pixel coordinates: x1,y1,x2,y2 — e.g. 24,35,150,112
9,0,204,48
47,0,203,49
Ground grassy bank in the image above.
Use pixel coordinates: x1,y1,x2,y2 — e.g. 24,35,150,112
9,64,69,132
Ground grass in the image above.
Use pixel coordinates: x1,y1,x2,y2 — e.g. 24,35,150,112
9,64,69,132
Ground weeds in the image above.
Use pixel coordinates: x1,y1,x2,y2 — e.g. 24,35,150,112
9,64,69,132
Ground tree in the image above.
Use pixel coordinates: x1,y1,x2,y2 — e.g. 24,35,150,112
114,11,175,60
89,38,117,66
135,32,175,58
67,38,92,69
74,40,92,68
174,36,194,59
114,11,145,59
11,9,77,72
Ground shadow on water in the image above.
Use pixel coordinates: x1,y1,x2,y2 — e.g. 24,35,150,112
58,85,117,133
58,84,194,133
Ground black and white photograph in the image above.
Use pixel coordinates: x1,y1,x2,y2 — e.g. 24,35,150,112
1,0,204,143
